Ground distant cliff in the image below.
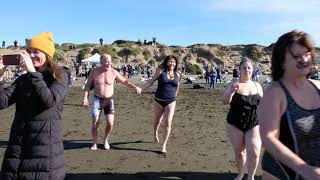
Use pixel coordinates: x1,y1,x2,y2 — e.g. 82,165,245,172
1,40,319,75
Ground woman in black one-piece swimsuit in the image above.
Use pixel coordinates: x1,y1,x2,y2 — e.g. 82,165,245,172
223,57,263,180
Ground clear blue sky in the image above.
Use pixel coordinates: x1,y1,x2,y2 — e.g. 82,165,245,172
1,0,320,47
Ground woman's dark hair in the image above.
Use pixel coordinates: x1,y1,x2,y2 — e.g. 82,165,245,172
159,55,179,71
271,30,315,81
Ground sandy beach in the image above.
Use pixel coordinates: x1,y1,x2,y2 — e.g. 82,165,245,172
0,76,263,180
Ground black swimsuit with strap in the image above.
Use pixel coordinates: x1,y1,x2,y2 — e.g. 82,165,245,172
227,92,261,132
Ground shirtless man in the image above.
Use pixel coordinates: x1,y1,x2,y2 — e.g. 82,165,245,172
82,54,142,150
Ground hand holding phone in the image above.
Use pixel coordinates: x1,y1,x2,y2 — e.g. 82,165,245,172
231,77,240,92
0,55,7,79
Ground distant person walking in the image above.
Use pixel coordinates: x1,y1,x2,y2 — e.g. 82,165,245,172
142,55,180,154
99,38,103,46
216,67,221,83
252,66,260,82
258,30,320,180
209,66,217,91
122,65,128,76
14,40,18,48
223,57,263,180
82,54,141,151
127,64,133,79
146,64,152,78
204,68,210,84
152,37,157,46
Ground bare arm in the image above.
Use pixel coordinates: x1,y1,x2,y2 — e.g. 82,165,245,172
258,82,319,179
222,82,238,105
82,70,94,107
176,72,181,96
115,70,141,94
141,67,162,90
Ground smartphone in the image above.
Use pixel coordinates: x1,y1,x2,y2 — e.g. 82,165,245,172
3,54,21,65
232,77,239,83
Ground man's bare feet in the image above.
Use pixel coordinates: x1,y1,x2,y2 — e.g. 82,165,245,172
90,144,97,151
104,142,110,150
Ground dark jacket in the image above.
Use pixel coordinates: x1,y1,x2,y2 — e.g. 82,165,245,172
0,67,69,180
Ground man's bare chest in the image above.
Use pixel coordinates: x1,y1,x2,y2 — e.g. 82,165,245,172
94,72,116,85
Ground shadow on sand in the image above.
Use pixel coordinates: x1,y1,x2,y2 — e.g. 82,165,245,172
63,140,92,150
63,140,162,154
66,172,262,180
63,103,82,107
1,140,160,154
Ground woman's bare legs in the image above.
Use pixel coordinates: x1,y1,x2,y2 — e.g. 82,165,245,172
161,101,176,153
245,126,262,180
154,102,164,143
226,123,246,180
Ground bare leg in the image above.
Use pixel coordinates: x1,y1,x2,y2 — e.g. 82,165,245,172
154,101,164,143
161,101,176,153
226,123,246,180
103,114,114,150
91,117,100,150
245,126,262,180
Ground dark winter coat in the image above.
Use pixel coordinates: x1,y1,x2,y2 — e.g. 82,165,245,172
0,67,69,180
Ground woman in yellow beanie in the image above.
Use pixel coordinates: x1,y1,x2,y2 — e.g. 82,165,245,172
0,32,69,180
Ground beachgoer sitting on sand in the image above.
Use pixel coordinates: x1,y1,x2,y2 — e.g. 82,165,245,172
82,54,141,150
193,83,205,89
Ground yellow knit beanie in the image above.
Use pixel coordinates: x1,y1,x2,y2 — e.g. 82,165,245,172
27,32,55,59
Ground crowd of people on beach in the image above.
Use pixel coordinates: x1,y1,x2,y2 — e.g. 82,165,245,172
74,62,153,81
0,30,319,180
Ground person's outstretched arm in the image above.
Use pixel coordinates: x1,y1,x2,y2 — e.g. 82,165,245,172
141,67,161,91
115,70,141,94
175,72,181,96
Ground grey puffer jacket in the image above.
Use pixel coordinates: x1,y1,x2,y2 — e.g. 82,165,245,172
0,67,69,180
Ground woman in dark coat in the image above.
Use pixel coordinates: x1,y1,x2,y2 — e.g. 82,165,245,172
0,32,69,180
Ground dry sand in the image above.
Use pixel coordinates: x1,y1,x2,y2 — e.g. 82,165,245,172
0,76,263,180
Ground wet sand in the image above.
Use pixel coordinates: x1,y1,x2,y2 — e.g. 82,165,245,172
0,77,262,180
